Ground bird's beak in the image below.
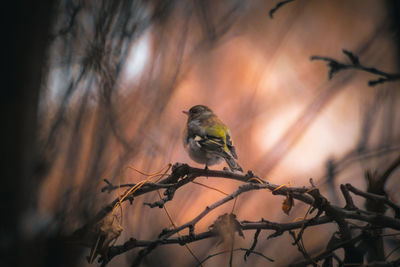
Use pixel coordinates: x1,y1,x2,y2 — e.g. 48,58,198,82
182,110,189,115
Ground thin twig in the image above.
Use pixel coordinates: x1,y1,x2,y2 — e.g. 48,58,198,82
105,216,334,262
269,0,296,18
158,183,270,239
86,164,400,266
289,231,316,266
340,184,357,210
380,154,400,185
197,248,274,266
289,234,364,267
101,179,175,193
311,49,400,86
244,229,261,261
346,183,400,218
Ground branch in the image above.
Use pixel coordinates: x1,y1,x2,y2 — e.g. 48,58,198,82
76,164,258,233
79,163,400,266
109,204,396,265
78,163,313,237
104,195,400,265
197,248,274,266
105,216,333,263
346,184,400,218
101,179,174,193
242,216,333,239
244,228,261,261
380,154,400,185
340,184,357,210
158,183,268,239
311,49,400,86
269,0,296,18
289,234,364,267
129,182,296,266
289,230,316,266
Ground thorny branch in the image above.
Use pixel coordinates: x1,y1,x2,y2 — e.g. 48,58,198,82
311,49,400,86
76,158,400,266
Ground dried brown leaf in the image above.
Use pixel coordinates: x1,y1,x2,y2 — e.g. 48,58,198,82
282,192,294,215
88,213,123,263
209,213,244,245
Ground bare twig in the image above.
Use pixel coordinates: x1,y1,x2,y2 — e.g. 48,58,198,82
158,183,271,239
346,184,400,218
269,0,296,18
380,154,400,185
325,145,400,182
103,192,400,264
307,187,363,265
101,179,175,193
243,216,333,239
197,248,274,266
104,216,333,263
83,163,400,266
340,184,357,210
289,230,316,266
289,234,364,267
79,163,307,234
244,228,261,261
311,49,400,86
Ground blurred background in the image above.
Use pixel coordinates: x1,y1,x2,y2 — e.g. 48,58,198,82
3,0,400,266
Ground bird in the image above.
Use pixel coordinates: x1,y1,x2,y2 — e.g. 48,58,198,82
182,105,243,172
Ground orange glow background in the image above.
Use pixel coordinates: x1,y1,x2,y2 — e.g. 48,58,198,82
38,0,400,266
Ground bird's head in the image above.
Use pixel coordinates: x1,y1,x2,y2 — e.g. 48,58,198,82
183,105,214,121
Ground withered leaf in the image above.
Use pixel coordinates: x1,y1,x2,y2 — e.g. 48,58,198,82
209,213,244,245
88,213,123,263
282,192,294,215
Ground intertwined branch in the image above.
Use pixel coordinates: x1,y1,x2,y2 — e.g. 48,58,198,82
76,154,400,266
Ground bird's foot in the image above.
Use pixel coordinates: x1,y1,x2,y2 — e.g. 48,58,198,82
204,165,209,178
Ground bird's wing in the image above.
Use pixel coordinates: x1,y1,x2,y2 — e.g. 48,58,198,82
194,134,224,150
186,123,226,153
203,123,237,159
187,116,237,159
226,132,238,159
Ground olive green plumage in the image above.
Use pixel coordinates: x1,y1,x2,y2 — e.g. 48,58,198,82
183,105,242,172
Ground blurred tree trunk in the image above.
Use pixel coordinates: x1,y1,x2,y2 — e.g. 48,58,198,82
387,0,400,64
362,1,400,263
1,1,54,266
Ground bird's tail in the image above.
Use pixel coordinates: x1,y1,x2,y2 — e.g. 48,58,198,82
224,156,243,172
